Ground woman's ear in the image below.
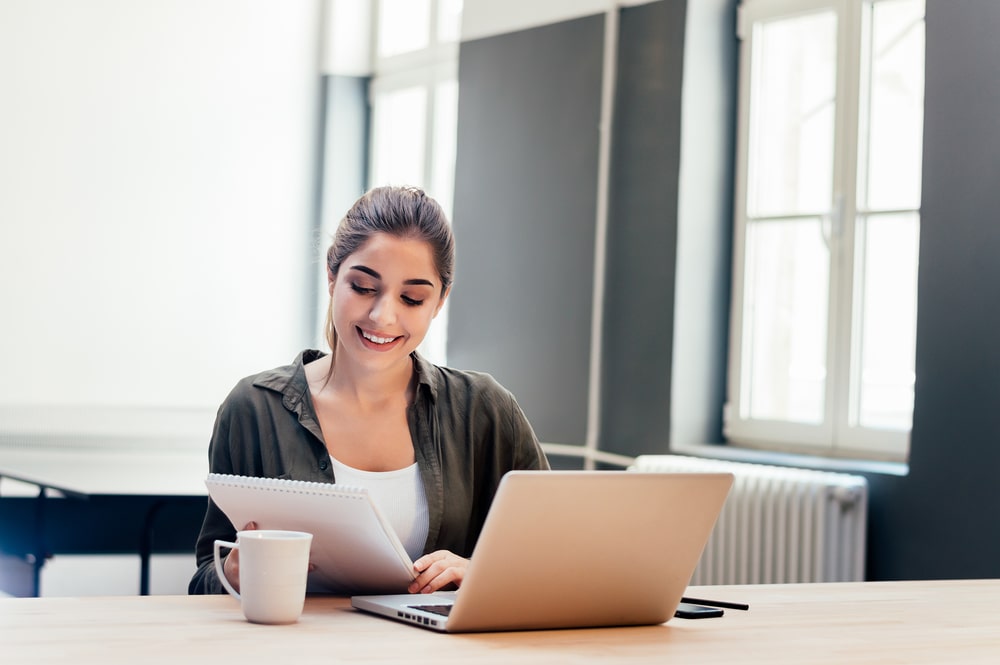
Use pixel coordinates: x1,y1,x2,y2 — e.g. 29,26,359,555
327,267,336,296
433,286,451,318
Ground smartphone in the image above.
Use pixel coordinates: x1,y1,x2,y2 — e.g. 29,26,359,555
674,602,724,619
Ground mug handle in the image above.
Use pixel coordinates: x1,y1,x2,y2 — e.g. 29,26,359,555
213,539,241,600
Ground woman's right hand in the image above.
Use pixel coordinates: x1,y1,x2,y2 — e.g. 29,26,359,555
222,521,258,591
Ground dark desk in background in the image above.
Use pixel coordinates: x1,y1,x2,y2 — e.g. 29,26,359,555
0,443,207,596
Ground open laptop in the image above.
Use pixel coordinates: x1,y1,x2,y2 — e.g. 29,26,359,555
351,470,733,632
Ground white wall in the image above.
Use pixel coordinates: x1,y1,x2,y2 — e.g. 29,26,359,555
0,0,324,440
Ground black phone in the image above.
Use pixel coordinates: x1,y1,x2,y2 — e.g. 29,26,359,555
674,602,724,619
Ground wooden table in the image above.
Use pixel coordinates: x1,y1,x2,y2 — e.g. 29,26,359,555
2,580,998,663
0,444,206,596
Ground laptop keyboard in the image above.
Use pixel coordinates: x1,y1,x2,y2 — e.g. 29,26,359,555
409,604,453,617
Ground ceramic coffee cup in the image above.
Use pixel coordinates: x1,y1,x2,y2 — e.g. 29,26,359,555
213,530,313,624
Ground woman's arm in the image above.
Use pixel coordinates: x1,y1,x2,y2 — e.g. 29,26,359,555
407,380,549,594
188,398,242,595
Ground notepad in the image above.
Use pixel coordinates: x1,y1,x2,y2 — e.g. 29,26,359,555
205,473,416,594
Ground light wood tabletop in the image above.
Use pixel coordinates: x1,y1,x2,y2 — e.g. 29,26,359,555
2,579,998,664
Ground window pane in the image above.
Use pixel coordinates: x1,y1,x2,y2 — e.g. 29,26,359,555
861,0,925,210
748,11,837,217
436,0,463,44
377,0,431,58
855,213,918,429
743,219,829,423
417,79,459,368
429,79,458,219
371,86,427,186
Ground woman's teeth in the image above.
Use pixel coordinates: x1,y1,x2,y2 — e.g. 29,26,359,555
363,331,395,344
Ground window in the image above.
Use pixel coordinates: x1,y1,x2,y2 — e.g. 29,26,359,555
726,0,925,461
369,0,462,365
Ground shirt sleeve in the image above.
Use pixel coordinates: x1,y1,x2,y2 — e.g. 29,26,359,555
188,391,244,595
504,389,550,472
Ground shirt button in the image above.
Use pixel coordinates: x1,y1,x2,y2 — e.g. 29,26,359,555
319,460,329,471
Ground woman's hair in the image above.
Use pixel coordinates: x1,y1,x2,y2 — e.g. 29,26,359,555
323,185,455,355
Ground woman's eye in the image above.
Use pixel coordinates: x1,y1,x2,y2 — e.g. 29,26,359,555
350,283,375,295
401,295,425,307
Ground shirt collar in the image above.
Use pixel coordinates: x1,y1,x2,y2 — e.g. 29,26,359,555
251,350,321,411
411,350,440,404
252,349,440,405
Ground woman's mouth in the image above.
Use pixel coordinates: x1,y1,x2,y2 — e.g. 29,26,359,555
358,328,403,350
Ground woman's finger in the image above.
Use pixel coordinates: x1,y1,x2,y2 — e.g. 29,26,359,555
409,550,468,594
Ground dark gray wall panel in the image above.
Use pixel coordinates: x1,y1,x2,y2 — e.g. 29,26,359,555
449,15,604,445
599,0,688,458
863,0,1000,580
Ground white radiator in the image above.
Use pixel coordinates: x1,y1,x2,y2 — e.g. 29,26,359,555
631,454,868,585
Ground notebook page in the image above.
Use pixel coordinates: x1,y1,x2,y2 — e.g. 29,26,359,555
206,473,416,594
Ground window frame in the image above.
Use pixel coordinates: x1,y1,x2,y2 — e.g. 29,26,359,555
367,0,462,367
725,0,923,462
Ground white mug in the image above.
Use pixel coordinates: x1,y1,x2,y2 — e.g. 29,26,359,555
213,530,313,624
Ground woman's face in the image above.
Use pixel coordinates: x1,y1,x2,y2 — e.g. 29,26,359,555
330,233,449,372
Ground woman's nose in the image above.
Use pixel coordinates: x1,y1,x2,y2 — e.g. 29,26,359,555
368,294,398,326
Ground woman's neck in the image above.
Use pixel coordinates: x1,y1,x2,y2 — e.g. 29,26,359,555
321,350,415,411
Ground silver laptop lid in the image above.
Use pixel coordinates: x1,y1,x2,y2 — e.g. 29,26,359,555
353,470,733,632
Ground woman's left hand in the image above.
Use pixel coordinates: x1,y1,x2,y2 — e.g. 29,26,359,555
409,550,469,594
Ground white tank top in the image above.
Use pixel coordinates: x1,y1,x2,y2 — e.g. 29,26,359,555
328,455,430,561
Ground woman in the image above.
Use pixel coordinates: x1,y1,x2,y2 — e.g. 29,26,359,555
189,186,549,595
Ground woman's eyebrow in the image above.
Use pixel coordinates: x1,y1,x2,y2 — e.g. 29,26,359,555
350,264,434,287
350,265,381,280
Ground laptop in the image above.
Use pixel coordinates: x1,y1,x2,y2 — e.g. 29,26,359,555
351,470,733,632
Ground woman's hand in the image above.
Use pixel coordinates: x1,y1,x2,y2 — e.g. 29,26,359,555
409,550,469,594
222,521,258,592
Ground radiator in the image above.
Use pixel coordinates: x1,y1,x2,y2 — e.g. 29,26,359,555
631,454,868,585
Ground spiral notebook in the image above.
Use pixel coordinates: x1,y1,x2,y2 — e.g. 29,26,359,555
205,473,416,594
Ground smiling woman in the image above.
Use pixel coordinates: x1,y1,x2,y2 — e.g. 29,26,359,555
322,187,455,378
333,238,441,355
189,186,549,597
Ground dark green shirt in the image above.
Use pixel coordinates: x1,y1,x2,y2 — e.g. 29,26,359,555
188,350,549,594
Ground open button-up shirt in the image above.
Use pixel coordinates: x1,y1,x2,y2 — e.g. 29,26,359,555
189,350,549,594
